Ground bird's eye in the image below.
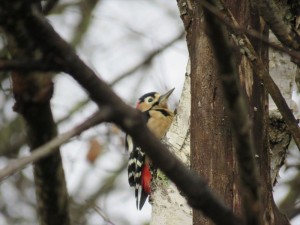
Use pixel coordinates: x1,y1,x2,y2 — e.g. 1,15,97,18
148,97,154,103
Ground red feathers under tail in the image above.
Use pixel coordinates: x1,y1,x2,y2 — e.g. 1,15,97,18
141,164,152,194
138,164,152,210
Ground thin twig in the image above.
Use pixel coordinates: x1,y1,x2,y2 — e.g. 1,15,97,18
110,31,185,86
71,162,127,222
0,109,111,181
254,0,300,51
93,205,116,225
200,0,300,66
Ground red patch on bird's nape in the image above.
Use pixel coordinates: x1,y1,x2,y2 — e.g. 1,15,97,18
141,164,152,194
136,102,140,109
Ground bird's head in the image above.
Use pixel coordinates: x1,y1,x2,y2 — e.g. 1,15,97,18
136,88,175,112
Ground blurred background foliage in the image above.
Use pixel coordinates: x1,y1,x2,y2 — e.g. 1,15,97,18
0,0,299,225
0,1,187,224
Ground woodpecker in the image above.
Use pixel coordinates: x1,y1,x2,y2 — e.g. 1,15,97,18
126,88,175,210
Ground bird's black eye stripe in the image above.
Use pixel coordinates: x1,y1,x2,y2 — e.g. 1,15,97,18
155,109,170,116
143,111,150,122
138,92,156,102
151,101,159,108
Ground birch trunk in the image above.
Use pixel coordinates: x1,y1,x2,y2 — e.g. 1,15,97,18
269,32,296,185
150,64,192,225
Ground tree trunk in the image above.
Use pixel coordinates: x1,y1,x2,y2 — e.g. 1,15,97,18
2,3,71,225
188,6,237,225
177,0,290,224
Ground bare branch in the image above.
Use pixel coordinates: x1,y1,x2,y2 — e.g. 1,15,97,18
201,0,300,153
0,4,243,225
0,109,111,181
0,33,183,157
71,0,100,46
93,205,116,225
199,1,300,67
70,162,127,222
0,59,62,72
42,0,59,15
1,3,71,225
279,172,300,219
254,0,300,51
110,31,184,86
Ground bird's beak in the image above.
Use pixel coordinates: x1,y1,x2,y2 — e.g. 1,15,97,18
159,88,175,105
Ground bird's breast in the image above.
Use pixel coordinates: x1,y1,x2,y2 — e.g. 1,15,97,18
147,109,174,139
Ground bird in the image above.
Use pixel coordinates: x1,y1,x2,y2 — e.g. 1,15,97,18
126,88,175,210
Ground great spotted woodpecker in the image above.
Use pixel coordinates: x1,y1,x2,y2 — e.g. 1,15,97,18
126,88,175,210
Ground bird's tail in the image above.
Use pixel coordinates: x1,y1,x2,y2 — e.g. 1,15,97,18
138,164,152,210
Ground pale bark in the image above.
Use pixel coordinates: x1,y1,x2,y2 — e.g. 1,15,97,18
269,33,297,111
269,32,296,185
150,63,192,225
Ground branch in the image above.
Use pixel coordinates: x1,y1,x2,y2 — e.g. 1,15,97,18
255,0,300,51
71,0,100,46
0,33,183,157
279,172,300,219
0,59,62,72
1,4,71,225
42,0,59,15
198,1,300,67
201,0,300,152
93,206,116,225
0,4,243,225
0,109,111,181
110,31,184,86
70,162,126,222
201,1,262,224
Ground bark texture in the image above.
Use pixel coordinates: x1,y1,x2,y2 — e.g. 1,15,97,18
11,69,70,225
177,0,290,224
181,1,236,224
189,17,236,225
151,71,192,225
269,33,294,186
